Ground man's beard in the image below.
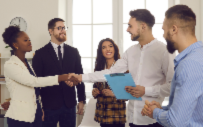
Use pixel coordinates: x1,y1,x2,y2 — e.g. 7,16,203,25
166,32,176,54
132,34,140,41
131,29,140,41
54,33,67,42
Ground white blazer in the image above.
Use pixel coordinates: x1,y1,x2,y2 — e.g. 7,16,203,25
4,55,59,123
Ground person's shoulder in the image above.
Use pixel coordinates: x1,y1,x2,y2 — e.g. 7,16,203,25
125,44,139,53
4,56,22,69
186,47,203,64
35,43,50,53
35,42,55,56
64,43,76,50
64,43,79,53
178,54,203,73
5,57,14,65
154,39,167,48
153,39,171,55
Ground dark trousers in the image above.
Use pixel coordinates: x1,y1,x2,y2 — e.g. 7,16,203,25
129,123,163,127
7,100,42,127
42,105,76,127
100,123,125,127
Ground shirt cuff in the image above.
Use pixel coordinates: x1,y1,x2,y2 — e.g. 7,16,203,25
153,108,160,119
145,86,153,96
82,74,90,82
55,75,59,85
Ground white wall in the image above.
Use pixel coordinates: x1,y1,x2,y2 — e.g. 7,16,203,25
0,0,59,102
0,0,59,57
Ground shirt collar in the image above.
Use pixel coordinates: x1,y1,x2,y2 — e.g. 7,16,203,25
51,41,64,49
174,41,203,67
138,38,157,49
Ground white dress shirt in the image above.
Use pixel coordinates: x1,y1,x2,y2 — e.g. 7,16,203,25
51,42,64,60
82,39,175,125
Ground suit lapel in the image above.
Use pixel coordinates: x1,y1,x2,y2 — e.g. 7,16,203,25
46,42,62,73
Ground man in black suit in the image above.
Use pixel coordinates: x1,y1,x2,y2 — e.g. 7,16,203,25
32,18,86,127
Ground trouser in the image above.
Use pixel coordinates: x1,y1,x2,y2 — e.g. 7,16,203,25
129,122,163,127
42,105,76,127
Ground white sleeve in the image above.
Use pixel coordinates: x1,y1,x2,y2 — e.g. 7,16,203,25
82,51,129,83
145,50,175,98
4,62,59,87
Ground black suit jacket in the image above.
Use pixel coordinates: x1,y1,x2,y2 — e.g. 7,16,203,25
32,42,86,110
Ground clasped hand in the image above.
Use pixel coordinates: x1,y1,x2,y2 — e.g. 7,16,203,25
65,73,82,87
141,100,162,119
92,88,115,97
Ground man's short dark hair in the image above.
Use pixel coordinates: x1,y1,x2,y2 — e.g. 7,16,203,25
129,9,155,28
165,5,196,34
48,18,65,30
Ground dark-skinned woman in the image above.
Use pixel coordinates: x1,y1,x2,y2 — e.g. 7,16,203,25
2,26,71,127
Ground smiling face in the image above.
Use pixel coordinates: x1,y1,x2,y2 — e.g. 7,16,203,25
49,21,67,42
13,32,32,52
127,17,141,41
101,41,115,60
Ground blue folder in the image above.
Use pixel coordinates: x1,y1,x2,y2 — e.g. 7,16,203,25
104,73,142,100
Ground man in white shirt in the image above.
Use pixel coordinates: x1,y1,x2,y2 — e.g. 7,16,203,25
68,9,175,127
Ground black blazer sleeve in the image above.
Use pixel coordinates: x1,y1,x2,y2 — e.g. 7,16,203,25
74,49,86,104
32,50,44,77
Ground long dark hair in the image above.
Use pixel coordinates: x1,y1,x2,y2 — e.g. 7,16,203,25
94,38,120,71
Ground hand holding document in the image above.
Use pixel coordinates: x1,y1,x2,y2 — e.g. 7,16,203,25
104,73,142,100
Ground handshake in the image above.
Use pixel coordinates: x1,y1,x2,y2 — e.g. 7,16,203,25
61,73,82,87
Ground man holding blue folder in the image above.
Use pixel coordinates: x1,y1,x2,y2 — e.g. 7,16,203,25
68,9,175,127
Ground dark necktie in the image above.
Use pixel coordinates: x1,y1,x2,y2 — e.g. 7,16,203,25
57,45,63,67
